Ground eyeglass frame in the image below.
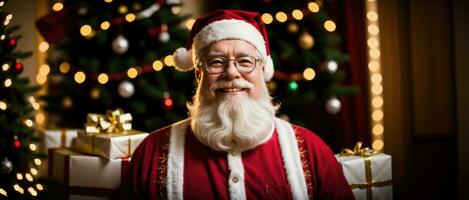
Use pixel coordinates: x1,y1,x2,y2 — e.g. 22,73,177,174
200,55,263,75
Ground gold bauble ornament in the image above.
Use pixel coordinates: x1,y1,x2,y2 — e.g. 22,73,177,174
287,23,299,33
298,32,314,49
90,88,100,99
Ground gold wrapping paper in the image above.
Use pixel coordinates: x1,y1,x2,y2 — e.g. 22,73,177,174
75,130,149,160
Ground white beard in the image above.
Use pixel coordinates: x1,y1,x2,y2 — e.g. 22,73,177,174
188,79,277,152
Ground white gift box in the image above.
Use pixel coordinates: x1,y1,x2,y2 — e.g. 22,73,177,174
75,130,148,160
49,148,131,199
336,153,393,200
41,129,78,154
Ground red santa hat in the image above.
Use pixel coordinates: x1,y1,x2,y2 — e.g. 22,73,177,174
173,9,274,81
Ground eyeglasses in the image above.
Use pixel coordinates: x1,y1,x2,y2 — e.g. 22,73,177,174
202,56,262,74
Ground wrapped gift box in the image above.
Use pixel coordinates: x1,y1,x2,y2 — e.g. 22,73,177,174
49,148,130,199
336,153,393,200
75,130,148,160
41,129,78,154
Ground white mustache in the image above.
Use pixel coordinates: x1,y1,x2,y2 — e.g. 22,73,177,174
209,79,254,91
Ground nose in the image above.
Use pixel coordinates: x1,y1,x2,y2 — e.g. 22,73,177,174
223,60,241,79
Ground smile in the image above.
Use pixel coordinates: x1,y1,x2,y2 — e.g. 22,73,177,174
216,87,247,93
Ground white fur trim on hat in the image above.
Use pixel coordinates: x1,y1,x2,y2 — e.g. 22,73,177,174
193,19,274,82
173,47,194,71
264,56,274,81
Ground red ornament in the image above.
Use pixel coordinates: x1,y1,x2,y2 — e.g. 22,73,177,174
163,97,174,110
14,139,21,148
14,60,24,74
9,38,17,47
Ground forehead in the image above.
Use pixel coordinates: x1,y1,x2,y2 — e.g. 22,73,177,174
206,39,258,55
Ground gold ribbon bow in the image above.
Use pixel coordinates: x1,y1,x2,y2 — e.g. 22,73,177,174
84,108,132,134
340,141,380,157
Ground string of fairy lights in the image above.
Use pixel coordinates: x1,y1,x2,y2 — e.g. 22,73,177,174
365,0,384,151
1,1,45,197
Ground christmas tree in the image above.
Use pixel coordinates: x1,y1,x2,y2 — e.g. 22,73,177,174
0,1,45,198
36,0,192,131
214,0,358,126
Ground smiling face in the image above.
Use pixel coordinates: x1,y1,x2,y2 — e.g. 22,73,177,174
196,39,267,103
188,39,277,152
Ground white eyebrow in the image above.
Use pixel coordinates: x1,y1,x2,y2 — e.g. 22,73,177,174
206,51,252,58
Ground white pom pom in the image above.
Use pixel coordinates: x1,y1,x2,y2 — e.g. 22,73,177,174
263,56,274,82
173,47,194,71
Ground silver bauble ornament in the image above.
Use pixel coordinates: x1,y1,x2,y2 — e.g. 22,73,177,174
325,60,338,73
158,32,170,43
325,96,341,114
118,81,135,98
1,157,13,173
112,35,129,54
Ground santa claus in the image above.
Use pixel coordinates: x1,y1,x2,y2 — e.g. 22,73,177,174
126,9,354,200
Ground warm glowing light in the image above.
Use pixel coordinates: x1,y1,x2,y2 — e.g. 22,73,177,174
36,184,44,191
368,61,380,71
0,101,6,110
36,112,45,124
303,68,316,81
101,21,110,30
25,173,33,181
367,11,378,21
152,60,164,71
31,168,38,176
0,188,6,196
4,79,12,87
34,158,42,166
371,84,383,94
0,35,5,40
38,41,49,52
367,38,379,48
98,73,109,84
25,119,34,127
13,184,24,194
118,5,128,14
74,71,86,84
372,139,384,150
372,97,384,108
370,48,381,58
5,14,12,21
292,10,303,20
372,110,384,121
39,64,50,75
52,2,63,11
16,173,23,180
371,73,382,84
80,25,93,37
308,2,320,13
59,62,71,73
275,12,287,23
164,55,174,66
36,74,47,85
0,1,4,7
125,13,136,22
2,63,9,71
29,144,37,151
186,19,195,30
261,13,273,24
372,124,384,135
104,0,113,3
127,68,138,79
368,24,379,35
324,20,336,32
28,187,37,196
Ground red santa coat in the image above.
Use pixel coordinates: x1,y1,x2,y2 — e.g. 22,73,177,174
125,118,354,200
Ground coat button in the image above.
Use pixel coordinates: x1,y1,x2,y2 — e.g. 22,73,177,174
232,176,239,183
